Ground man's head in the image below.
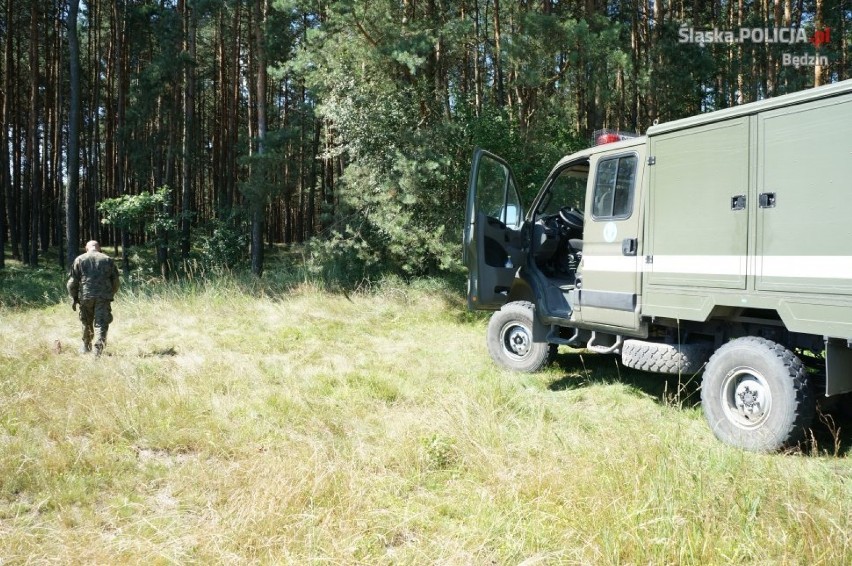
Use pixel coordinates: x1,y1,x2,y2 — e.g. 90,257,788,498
85,240,101,253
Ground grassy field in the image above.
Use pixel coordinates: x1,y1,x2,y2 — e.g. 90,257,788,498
1,264,851,564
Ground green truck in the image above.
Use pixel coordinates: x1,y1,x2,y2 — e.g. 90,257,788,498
463,79,852,452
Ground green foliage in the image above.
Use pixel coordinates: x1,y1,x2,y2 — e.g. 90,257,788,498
295,26,460,279
291,4,591,282
238,129,301,207
98,186,176,238
97,187,181,275
0,262,68,310
197,217,250,270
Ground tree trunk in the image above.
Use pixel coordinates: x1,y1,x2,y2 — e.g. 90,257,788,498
492,0,505,107
251,0,268,277
86,0,101,241
180,0,196,259
27,0,40,266
213,8,225,215
814,0,825,86
10,35,21,261
322,119,336,230
737,0,744,103
0,0,10,269
67,0,82,268
113,0,129,272
51,10,63,262
227,2,242,214
307,119,321,238
473,0,481,116
842,0,848,80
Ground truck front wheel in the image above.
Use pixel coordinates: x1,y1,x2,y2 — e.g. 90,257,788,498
701,337,814,452
486,301,556,373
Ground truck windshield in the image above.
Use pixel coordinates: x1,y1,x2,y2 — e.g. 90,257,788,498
536,163,588,217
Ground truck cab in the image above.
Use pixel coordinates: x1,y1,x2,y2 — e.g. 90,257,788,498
465,137,646,331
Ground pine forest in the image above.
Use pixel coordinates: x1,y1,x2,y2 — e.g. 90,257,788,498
1,0,849,281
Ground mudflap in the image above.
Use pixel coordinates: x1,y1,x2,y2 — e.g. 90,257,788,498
530,302,553,343
826,338,852,396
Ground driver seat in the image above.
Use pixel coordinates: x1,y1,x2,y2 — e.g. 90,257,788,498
561,208,584,252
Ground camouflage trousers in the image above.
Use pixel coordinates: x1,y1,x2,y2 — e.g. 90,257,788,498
78,299,113,348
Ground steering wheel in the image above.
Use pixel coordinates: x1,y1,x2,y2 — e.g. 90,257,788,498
557,206,584,232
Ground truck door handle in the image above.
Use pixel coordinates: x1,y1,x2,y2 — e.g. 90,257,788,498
622,238,637,256
731,195,746,210
759,192,776,208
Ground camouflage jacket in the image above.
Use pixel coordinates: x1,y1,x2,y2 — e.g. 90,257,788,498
67,251,121,301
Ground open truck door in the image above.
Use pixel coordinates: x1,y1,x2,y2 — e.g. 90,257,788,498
463,148,527,310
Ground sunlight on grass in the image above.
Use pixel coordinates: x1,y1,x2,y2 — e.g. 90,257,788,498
0,276,850,563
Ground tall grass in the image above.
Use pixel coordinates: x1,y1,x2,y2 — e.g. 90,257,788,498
0,267,850,563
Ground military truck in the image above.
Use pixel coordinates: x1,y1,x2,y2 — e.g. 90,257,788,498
463,79,852,452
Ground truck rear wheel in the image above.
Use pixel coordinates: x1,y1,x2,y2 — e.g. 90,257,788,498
486,301,556,373
701,337,814,452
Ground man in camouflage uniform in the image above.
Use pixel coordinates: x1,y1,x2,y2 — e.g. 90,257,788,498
67,240,120,356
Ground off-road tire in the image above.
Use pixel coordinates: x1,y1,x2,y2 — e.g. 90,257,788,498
701,336,814,453
622,339,713,374
486,301,557,373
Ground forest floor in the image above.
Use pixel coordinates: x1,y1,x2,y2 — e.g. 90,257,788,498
1,263,851,563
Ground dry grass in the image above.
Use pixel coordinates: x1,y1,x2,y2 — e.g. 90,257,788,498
0,276,850,564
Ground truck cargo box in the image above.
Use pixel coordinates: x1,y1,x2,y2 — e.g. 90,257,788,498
643,81,852,338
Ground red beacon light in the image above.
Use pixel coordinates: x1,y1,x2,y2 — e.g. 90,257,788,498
593,129,638,146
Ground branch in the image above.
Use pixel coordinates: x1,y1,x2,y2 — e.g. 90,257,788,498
353,7,379,47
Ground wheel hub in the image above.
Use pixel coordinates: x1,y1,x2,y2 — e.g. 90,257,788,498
723,367,772,429
735,383,764,415
502,324,531,359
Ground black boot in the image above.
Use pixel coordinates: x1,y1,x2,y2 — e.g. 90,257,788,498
80,341,92,354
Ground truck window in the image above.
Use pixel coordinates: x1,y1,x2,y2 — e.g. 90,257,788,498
592,154,637,220
476,156,522,227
